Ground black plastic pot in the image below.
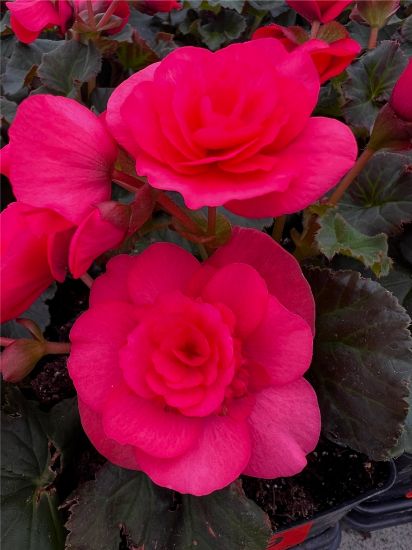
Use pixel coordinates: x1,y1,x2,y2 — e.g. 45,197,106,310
266,460,396,549
345,453,412,532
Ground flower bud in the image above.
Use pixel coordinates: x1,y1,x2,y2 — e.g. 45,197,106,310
390,59,412,122
1,339,46,383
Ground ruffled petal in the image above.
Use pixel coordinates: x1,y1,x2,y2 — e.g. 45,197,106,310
135,415,251,495
244,296,313,386
8,95,117,224
201,263,269,337
68,301,138,410
102,385,202,459
225,117,357,218
78,399,139,470
208,227,315,333
244,380,321,478
127,243,200,305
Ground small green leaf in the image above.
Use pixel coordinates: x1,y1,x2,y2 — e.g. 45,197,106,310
66,465,271,550
2,40,60,96
401,14,412,43
1,284,56,340
342,41,407,132
316,210,391,277
305,267,412,460
37,40,102,97
0,97,17,123
199,9,247,50
208,0,245,13
339,152,412,236
1,388,80,550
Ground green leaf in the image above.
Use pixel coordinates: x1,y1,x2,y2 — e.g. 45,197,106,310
2,40,60,96
342,41,407,132
401,14,412,42
37,40,102,97
305,267,412,460
1,388,80,550
339,152,412,236
391,396,412,455
0,97,17,123
208,0,245,13
199,9,247,50
1,284,56,340
66,465,271,550
316,210,391,277
380,266,412,318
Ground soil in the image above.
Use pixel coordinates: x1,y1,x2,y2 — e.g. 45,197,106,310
242,439,390,531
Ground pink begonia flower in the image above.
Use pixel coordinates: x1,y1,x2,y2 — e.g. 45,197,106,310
106,40,357,217
252,24,361,84
390,59,412,122
0,95,124,322
287,0,353,23
6,0,74,44
68,227,321,495
137,0,181,14
73,0,130,35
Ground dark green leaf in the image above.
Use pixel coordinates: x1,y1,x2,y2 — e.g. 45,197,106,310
401,14,412,42
305,267,412,460
380,266,412,318
208,0,245,13
1,388,80,550
1,284,56,339
316,210,391,277
0,97,17,123
314,80,344,118
2,40,60,96
220,208,273,231
199,9,247,50
391,396,412,455
339,152,412,236
248,1,289,17
400,226,412,266
347,18,403,49
66,465,271,550
37,40,102,96
0,11,11,33
342,41,407,132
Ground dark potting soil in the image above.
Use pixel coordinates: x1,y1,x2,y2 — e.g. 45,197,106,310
242,439,389,531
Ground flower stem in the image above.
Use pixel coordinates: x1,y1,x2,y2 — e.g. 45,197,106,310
156,192,201,235
272,215,286,243
311,20,320,38
207,207,217,236
44,342,71,355
80,273,94,289
329,148,375,206
96,0,119,30
368,26,379,49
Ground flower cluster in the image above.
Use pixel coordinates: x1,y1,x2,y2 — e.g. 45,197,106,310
2,6,375,496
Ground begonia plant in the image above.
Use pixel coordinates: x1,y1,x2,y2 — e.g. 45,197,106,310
1,1,412,549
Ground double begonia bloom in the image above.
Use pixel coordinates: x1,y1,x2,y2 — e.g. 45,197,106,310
287,1,353,23
390,59,412,123
106,40,357,217
6,0,74,44
0,95,124,322
252,24,361,84
68,227,321,495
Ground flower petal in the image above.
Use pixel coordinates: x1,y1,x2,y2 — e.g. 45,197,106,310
102,384,202,459
8,95,117,224
244,380,321,478
135,415,251,495
68,301,138,410
244,296,313,385
90,254,136,306
208,227,315,333
225,116,357,218
202,263,269,337
78,398,139,470
127,243,200,305
69,205,128,278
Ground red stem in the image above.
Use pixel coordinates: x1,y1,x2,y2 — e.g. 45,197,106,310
156,192,202,235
